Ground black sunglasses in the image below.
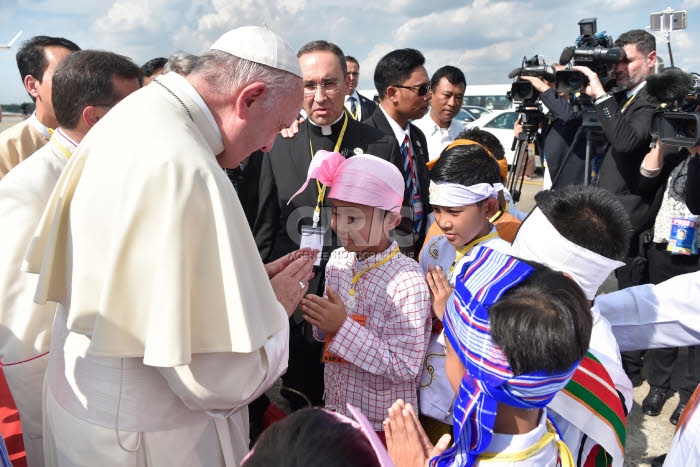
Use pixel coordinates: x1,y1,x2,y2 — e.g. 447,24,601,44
392,83,431,96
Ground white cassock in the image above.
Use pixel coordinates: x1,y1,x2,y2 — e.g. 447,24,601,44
596,271,700,466
0,128,76,467
24,72,289,467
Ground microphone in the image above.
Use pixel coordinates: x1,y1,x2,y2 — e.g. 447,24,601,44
559,46,575,65
643,68,695,106
508,68,523,79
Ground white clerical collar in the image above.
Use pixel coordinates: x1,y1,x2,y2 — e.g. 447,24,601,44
379,105,410,146
626,81,646,99
163,72,222,141
308,112,344,136
28,112,51,139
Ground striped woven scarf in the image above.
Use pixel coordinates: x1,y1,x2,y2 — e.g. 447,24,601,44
433,247,580,467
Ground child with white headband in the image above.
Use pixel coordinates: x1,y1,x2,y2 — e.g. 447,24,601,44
292,150,431,441
417,140,512,438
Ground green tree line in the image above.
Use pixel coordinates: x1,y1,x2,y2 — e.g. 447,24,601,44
1,103,35,114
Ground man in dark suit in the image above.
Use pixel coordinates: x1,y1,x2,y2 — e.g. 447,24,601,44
576,29,664,414
364,48,432,257
253,40,402,413
575,29,657,236
344,56,377,121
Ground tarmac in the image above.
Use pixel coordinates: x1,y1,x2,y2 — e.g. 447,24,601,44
0,116,684,466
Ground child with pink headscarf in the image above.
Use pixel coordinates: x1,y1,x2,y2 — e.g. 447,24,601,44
293,150,432,442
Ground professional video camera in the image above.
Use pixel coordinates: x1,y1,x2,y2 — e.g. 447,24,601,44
646,68,700,147
505,55,550,199
556,18,625,93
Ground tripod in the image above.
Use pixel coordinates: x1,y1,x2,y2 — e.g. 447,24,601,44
507,130,538,202
551,106,606,187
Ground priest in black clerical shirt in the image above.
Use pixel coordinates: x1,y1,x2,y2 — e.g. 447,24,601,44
253,40,402,414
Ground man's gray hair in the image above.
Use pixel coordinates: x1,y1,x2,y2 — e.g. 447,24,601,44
192,50,300,109
163,51,198,76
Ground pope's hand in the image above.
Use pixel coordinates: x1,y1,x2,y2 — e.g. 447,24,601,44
270,251,317,317
265,248,317,279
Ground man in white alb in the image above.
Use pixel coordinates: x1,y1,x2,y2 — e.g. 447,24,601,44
0,50,141,467
24,26,315,466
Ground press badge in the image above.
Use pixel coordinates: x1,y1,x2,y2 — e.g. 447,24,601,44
667,216,699,255
300,225,326,266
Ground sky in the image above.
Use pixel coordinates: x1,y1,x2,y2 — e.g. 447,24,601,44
1,0,700,104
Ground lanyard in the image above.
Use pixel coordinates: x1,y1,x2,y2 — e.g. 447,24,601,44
477,419,573,466
347,245,400,308
449,231,499,276
308,113,349,227
621,92,638,113
48,129,74,160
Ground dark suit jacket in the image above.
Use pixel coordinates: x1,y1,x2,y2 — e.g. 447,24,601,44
253,114,403,295
363,107,431,256
539,89,586,187
358,93,377,121
595,90,656,232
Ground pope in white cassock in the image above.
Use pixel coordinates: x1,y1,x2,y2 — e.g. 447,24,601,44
23,26,315,466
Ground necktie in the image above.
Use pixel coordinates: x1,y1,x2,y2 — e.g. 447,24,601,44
400,134,423,236
348,96,358,119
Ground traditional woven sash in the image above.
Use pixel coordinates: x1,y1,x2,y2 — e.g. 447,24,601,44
434,247,579,467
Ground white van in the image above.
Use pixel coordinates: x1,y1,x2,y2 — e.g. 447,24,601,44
462,84,514,111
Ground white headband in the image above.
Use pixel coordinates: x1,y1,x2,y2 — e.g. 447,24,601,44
429,181,503,207
511,208,625,300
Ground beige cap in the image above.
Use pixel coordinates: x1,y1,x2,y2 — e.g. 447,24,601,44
210,25,302,78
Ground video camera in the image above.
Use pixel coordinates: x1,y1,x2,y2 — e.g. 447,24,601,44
507,55,555,101
556,18,625,93
506,55,549,135
648,68,700,147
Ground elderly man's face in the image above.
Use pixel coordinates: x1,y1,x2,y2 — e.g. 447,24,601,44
217,79,303,168
299,51,349,126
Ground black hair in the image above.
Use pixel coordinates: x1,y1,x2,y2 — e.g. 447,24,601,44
346,55,359,67
430,65,466,91
141,57,167,77
242,408,380,467
374,48,425,99
534,185,632,260
53,50,141,129
16,36,80,102
297,41,347,76
430,143,502,187
615,29,656,55
490,261,592,376
457,127,506,161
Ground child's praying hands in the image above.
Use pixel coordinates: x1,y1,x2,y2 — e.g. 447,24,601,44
426,265,453,321
301,285,348,334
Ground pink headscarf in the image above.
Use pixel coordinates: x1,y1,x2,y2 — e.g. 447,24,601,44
288,150,404,213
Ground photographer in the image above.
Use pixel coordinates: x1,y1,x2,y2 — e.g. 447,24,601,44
519,72,587,187
632,136,700,424
574,29,657,238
